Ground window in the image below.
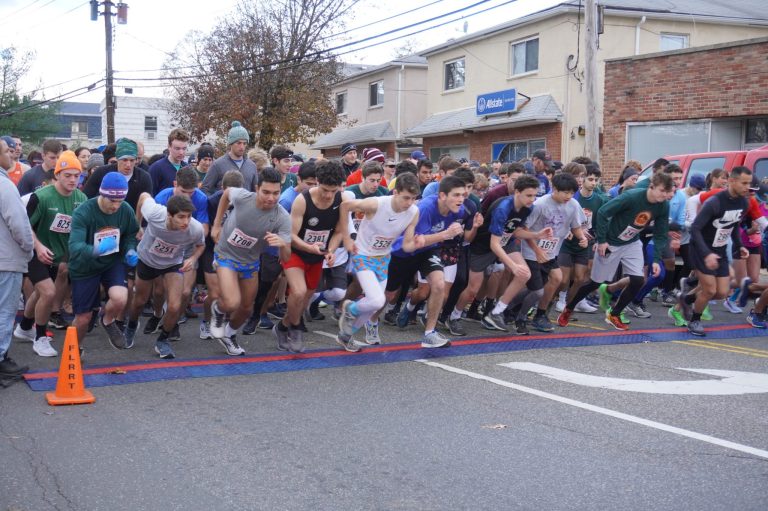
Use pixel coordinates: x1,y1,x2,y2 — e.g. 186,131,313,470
336,92,347,115
511,37,539,75
71,121,88,138
746,119,768,145
492,139,545,163
686,157,727,186
369,80,384,107
429,146,469,162
144,116,158,132
444,58,465,91
660,33,689,51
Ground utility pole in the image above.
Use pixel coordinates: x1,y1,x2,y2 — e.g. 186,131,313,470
90,1,128,145
584,0,599,162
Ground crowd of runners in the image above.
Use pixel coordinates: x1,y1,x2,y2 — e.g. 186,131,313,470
1,120,766,378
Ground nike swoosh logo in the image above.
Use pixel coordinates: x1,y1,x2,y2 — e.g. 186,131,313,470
388,218,397,221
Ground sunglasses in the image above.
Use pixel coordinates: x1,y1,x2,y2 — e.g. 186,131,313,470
385,164,396,168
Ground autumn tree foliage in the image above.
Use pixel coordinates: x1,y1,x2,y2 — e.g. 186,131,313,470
164,0,353,151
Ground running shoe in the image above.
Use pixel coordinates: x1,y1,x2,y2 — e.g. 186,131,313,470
199,320,213,340
480,312,506,331
155,340,175,359
446,318,466,336
258,314,274,329
678,278,693,320
605,311,629,331
143,314,163,335
668,307,687,327
687,319,705,337
364,322,381,345
308,299,325,321
339,300,356,337
336,332,360,352
574,299,598,313
125,322,138,348
32,336,57,357
747,309,767,329
102,317,126,349
218,335,245,356
47,311,68,330
210,300,226,338
722,298,743,314
531,315,555,332
515,320,529,335
168,324,181,342
242,318,257,335
288,328,305,354
648,288,660,302
555,299,566,313
267,303,286,319
273,324,290,351
13,324,35,342
701,305,713,321
421,330,450,348
606,307,630,325
557,308,572,327
627,301,651,318
661,293,677,307
396,304,416,329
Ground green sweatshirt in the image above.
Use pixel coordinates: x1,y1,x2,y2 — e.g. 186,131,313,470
68,197,139,280
594,187,669,263
28,185,87,264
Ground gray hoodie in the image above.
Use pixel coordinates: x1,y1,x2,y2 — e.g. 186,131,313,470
0,168,33,272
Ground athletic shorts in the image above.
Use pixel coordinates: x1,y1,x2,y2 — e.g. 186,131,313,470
351,253,391,283
282,252,323,290
747,245,761,256
469,251,497,273
321,264,348,290
590,241,644,282
201,245,215,274
690,248,730,278
25,256,59,285
259,252,283,284
214,253,260,280
71,263,127,314
385,249,442,293
525,258,559,291
419,263,457,284
558,250,590,268
136,260,182,281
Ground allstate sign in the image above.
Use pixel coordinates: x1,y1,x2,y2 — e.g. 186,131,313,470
476,88,517,116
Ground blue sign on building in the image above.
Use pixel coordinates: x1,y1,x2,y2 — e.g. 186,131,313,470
476,88,517,116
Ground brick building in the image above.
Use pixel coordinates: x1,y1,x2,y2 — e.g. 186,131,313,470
602,37,768,183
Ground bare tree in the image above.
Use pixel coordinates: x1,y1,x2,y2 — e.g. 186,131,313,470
165,0,356,151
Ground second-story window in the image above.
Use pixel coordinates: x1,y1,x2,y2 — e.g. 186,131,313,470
369,80,384,107
444,58,465,91
511,36,539,75
336,92,347,114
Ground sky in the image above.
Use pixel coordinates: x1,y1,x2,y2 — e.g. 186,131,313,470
1,0,561,106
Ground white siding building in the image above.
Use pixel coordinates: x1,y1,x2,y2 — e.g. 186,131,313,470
100,95,177,155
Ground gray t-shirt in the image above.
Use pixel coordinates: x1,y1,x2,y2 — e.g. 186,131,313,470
200,155,258,195
214,187,291,264
522,194,585,261
138,197,205,269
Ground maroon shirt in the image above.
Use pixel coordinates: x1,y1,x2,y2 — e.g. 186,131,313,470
480,183,511,216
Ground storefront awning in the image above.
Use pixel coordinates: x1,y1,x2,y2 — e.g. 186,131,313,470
311,121,396,150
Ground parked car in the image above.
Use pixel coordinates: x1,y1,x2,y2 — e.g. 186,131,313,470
639,144,768,185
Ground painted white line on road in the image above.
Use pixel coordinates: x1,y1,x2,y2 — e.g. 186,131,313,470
416,359,768,460
314,330,338,340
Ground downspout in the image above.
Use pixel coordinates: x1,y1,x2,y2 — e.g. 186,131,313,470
635,15,646,55
396,64,404,156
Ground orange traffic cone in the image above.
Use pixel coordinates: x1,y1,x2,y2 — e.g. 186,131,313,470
46,326,95,406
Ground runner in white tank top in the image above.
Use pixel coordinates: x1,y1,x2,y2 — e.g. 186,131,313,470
335,173,423,351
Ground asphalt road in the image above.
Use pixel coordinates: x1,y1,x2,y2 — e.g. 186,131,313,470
1,299,767,510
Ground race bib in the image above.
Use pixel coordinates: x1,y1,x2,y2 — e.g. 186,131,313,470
94,228,120,256
149,238,180,258
500,232,514,247
371,235,394,250
583,209,593,229
537,237,560,258
303,229,330,249
618,225,640,242
227,228,258,249
713,227,732,248
49,213,72,234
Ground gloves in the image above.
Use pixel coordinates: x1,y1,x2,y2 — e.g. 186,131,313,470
124,249,138,267
94,236,117,256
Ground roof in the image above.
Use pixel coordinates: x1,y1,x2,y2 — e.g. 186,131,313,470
58,102,101,116
404,94,563,138
336,55,428,84
311,120,397,150
420,0,768,57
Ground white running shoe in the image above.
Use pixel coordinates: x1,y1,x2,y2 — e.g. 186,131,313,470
574,299,598,313
555,300,566,313
13,324,35,342
33,336,57,357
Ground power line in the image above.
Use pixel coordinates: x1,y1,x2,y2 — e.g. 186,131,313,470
0,80,104,117
0,0,48,24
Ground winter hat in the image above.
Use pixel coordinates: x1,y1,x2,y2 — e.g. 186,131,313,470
54,150,82,174
115,138,138,160
362,147,385,163
86,153,104,172
688,174,706,190
197,145,214,161
227,121,250,146
340,143,357,156
99,171,129,200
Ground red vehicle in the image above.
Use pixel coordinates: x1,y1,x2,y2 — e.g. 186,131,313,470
640,144,768,185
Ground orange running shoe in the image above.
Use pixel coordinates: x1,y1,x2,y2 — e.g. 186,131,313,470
557,308,573,327
605,311,629,331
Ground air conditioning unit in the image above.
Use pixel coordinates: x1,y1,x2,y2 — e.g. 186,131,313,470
146,131,156,140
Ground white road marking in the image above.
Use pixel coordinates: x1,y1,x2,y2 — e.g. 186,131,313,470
499,362,768,395
313,330,338,340
416,359,768,460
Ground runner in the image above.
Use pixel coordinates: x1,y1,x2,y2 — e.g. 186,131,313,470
680,166,752,336
210,168,292,353
68,172,140,348
558,172,674,330
13,151,87,357
124,193,205,358
335,172,421,351
274,160,346,353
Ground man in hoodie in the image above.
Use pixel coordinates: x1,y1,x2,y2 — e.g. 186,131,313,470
0,137,34,379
